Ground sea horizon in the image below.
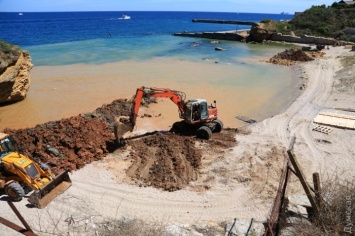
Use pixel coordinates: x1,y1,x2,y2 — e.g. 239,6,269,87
2,10,294,14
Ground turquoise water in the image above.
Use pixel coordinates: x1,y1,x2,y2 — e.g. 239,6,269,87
0,11,293,66
0,11,299,131
26,36,287,66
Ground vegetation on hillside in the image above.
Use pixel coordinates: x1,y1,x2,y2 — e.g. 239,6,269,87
0,40,21,73
263,2,355,42
0,40,20,54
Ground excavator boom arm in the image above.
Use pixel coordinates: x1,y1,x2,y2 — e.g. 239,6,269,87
129,86,186,127
114,86,186,142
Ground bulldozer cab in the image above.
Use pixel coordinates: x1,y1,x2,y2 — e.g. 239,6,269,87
0,132,72,208
0,133,18,158
184,100,209,123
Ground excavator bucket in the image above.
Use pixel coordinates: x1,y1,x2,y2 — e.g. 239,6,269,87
114,116,134,144
27,170,72,209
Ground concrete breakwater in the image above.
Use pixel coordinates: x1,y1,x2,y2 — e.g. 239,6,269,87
174,30,351,46
173,30,249,41
192,19,255,25
174,19,353,46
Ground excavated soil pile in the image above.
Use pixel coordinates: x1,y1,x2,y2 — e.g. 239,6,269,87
4,116,116,174
126,132,202,191
4,98,134,173
205,128,238,150
268,48,314,66
4,97,237,191
83,98,131,131
125,129,237,191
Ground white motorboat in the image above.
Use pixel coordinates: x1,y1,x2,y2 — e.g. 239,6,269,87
119,14,131,20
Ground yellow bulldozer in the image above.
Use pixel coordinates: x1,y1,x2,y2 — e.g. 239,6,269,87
0,132,71,208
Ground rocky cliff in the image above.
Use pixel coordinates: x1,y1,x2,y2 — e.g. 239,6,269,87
0,42,33,105
247,22,276,42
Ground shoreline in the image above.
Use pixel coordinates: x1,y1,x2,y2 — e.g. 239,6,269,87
0,55,298,131
2,46,354,234
53,46,355,223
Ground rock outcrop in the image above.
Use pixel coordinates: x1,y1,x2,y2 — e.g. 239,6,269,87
0,42,33,105
247,22,276,42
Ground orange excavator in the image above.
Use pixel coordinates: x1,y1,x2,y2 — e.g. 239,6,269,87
114,86,223,143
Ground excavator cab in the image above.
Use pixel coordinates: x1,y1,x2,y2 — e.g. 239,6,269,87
184,99,209,123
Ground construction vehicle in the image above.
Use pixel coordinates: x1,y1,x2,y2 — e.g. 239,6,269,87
114,86,223,143
0,132,72,208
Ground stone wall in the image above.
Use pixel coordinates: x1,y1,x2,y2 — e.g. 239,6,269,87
173,31,246,41
174,29,355,46
270,33,353,45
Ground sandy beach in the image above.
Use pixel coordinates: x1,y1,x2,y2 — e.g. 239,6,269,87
1,46,354,235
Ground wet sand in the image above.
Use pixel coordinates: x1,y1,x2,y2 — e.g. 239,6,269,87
0,57,300,131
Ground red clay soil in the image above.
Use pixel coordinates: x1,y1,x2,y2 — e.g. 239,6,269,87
5,116,116,174
4,98,237,191
4,99,131,174
84,98,132,131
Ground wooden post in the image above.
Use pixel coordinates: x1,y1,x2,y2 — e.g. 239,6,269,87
313,173,322,208
287,137,319,215
0,202,37,236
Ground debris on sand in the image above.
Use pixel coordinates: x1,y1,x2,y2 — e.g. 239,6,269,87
4,98,237,191
5,116,116,174
268,48,314,66
83,98,131,130
5,98,134,174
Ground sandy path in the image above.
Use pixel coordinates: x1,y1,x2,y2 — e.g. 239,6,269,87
1,46,354,235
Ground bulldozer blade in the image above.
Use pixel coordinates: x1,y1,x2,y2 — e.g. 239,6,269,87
28,170,72,209
114,116,134,143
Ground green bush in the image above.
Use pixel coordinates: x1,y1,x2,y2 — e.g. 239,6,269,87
0,40,20,54
285,3,355,41
275,21,293,34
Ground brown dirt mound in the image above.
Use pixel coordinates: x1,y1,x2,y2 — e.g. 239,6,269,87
268,48,314,66
122,129,237,191
5,99,132,174
83,98,131,131
4,98,237,191
126,132,202,191
5,115,116,174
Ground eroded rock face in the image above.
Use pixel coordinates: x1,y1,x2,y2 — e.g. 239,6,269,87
248,22,276,42
0,50,33,105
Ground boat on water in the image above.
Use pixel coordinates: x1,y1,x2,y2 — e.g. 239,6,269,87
19,13,23,16
119,14,131,20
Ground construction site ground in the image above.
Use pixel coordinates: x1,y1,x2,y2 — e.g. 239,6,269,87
1,46,354,235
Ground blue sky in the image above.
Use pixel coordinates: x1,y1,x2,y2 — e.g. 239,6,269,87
0,0,337,14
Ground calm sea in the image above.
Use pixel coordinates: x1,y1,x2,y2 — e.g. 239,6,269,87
0,11,293,65
0,11,298,131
